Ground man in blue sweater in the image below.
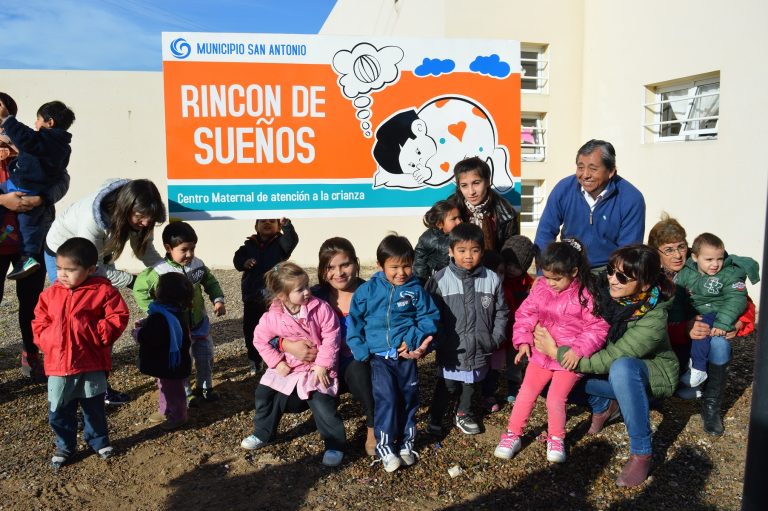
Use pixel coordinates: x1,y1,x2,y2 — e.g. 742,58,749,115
534,139,645,269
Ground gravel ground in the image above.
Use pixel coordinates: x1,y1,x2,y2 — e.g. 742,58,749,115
0,268,752,510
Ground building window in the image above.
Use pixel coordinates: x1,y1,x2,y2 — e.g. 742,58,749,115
520,180,545,225
521,113,546,162
644,74,719,141
520,44,548,93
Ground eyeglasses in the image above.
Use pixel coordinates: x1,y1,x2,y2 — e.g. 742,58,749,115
658,243,688,257
607,264,636,285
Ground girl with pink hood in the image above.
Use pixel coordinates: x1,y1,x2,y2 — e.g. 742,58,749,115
494,239,609,463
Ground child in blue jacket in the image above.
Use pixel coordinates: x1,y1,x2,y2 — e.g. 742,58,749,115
346,234,439,473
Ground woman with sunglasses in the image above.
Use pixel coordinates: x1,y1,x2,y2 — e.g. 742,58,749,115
647,214,753,436
534,244,679,487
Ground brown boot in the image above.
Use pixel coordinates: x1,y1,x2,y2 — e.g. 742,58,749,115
588,399,621,434
616,454,652,487
365,427,376,456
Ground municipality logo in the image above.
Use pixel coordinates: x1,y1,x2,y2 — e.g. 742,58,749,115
170,38,191,59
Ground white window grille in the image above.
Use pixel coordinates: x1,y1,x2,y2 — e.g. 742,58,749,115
644,75,719,141
521,113,546,162
520,180,545,225
521,44,549,93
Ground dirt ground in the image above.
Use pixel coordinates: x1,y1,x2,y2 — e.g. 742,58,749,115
0,268,752,510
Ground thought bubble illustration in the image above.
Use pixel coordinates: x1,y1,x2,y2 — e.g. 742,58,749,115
332,43,404,137
469,54,511,78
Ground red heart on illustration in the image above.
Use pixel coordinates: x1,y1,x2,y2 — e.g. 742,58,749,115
448,121,467,142
440,162,450,172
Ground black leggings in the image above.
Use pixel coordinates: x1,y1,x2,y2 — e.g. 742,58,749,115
243,299,267,363
339,358,375,428
0,252,46,358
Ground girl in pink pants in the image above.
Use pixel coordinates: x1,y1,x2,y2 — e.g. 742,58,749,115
494,239,609,463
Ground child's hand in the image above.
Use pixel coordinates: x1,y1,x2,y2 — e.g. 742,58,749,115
711,327,728,337
280,217,290,227
214,301,226,317
561,350,581,371
275,361,291,376
312,365,330,387
399,336,433,359
244,257,257,269
514,344,530,364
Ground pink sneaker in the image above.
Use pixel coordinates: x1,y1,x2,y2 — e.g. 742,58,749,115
546,435,566,463
483,396,501,413
494,431,522,459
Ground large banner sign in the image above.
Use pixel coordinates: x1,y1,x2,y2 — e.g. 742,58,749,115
162,33,521,219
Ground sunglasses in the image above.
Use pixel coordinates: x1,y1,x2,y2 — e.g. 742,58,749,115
607,264,636,285
658,243,688,257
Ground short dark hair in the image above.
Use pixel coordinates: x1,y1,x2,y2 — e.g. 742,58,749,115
376,233,414,266
691,233,725,255
423,198,459,229
0,92,18,116
155,272,194,310
482,249,503,272
576,139,616,171
448,222,484,249
37,101,75,131
162,221,198,248
56,237,98,267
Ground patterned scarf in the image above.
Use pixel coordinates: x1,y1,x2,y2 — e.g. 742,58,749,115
148,302,183,369
465,196,495,249
598,282,660,343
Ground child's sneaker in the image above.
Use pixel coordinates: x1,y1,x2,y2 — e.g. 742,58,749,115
381,453,402,473
454,413,481,435
506,393,517,404
98,446,115,460
426,422,443,436
148,412,166,424
104,387,131,405
494,431,522,459
7,256,40,280
322,449,344,467
399,447,419,466
546,435,566,463
483,396,501,413
160,417,188,431
201,388,221,402
51,451,69,469
240,434,266,450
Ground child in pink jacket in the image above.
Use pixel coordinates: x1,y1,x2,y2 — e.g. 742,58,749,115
239,262,346,467
494,239,609,463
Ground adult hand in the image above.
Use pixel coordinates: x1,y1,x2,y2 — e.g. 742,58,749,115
0,191,41,212
561,350,582,371
282,338,318,363
688,316,711,340
533,323,558,358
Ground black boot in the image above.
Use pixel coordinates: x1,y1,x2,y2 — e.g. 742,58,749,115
700,362,728,436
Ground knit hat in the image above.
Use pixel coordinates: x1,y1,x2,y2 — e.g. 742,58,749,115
501,235,535,272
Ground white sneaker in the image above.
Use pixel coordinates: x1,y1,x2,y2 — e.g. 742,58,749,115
399,448,419,466
240,434,265,450
381,453,402,473
322,449,344,467
494,431,522,459
680,367,708,388
546,435,566,463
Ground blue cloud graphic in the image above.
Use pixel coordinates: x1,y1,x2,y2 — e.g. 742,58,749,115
469,54,510,78
414,58,455,77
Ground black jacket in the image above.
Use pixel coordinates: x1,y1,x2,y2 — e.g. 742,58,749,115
3,116,71,191
414,227,450,283
136,312,192,379
233,222,299,302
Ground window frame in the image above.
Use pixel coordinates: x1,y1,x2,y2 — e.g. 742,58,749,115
521,112,546,162
520,44,549,94
520,179,545,227
644,75,720,142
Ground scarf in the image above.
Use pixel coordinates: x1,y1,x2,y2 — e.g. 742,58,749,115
465,196,495,250
148,302,183,369
597,281,659,343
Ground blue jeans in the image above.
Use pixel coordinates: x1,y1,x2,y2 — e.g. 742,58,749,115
48,393,110,455
708,336,732,365
45,251,57,284
575,357,652,455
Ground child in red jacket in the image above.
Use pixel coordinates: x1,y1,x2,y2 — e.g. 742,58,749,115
32,237,129,469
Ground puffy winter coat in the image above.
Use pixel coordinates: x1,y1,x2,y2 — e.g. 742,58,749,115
32,276,129,376
136,310,193,379
2,116,71,191
413,227,450,283
426,262,508,371
233,223,299,302
514,277,609,371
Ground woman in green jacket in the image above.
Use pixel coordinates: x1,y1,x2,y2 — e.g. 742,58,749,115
534,244,678,488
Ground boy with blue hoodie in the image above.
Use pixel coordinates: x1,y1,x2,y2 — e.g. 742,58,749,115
347,234,439,473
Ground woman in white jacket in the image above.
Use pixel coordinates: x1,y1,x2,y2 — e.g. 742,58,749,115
44,178,166,404
45,178,166,288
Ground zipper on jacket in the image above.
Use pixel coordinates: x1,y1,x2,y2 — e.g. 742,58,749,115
589,210,593,225
386,284,394,349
